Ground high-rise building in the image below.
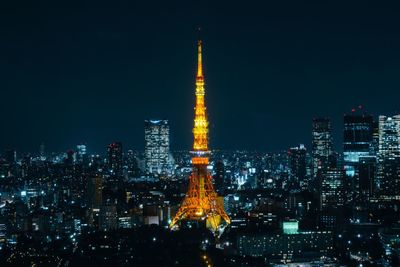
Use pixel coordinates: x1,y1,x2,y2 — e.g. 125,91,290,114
358,156,376,201
320,168,345,210
378,115,400,198
65,150,75,166
99,205,118,231
144,120,170,175
170,39,230,235
76,143,88,164
343,111,374,177
213,160,225,195
288,144,307,185
378,115,400,158
126,149,140,177
379,157,400,198
87,174,103,209
107,142,123,175
312,118,333,177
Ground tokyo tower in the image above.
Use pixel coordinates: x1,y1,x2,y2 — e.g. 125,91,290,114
169,39,230,235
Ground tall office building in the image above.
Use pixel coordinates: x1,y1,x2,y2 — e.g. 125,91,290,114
213,160,225,195
312,118,333,177
358,156,376,201
107,142,123,175
144,120,171,175
378,115,400,158
343,111,374,177
379,157,400,198
65,150,75,166
288,144,307,184
76,144,88,164
378,115,400,198
126,149,140,177
320,168,345,210
99,205,118,231
87,174,103,209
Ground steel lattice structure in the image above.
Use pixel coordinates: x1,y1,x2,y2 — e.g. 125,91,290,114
169,40,230,235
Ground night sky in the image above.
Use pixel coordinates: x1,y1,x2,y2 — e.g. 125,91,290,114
1,1,400,154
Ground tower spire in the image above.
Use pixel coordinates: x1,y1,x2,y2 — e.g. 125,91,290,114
197,39,203,78
169,39,230,236
193,39,208,152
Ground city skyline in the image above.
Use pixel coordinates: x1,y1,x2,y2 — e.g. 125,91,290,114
4,2,400,266
2,2,400,153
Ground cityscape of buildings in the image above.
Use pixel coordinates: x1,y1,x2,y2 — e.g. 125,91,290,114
3,108,400,266
2,2,400,264
1,37,400,266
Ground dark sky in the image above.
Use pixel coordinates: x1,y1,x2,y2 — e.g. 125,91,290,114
1,1,400,154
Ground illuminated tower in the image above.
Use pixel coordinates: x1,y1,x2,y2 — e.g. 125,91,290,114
170,40,230,235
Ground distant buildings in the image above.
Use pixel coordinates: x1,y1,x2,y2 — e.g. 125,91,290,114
358,156,376,201
320,168,345,210
76,144,87,164
107,142,123,175
378,115,400,198
99,205,118,231
213,160,225,195
144,120,171,175
312,118,333,177
378,115,400,158
87,174,103,209
288,144,307,186
237,220,333,261
343,111,374,177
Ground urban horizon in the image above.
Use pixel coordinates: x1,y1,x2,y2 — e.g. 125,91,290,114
1,105,396,155
2,2,400,267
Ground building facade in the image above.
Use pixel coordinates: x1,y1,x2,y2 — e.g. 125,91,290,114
343,112,374,177
107,142,123,176
144,120,171,175
378,115,400,198
312,118,333,178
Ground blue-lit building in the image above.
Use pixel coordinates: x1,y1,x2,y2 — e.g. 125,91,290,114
343,111,374,177
144,119,172,175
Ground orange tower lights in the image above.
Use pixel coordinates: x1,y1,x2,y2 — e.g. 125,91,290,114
169,40,230,236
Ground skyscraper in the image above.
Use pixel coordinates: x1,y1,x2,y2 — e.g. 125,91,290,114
213,160,225,195
99,205,118,231
170,39,230,235
312,118,333,177
379,157,400,198
288,144,307,185
126,149,140,177
358,156,376,201
144,120,170,175
378,115,400,158
378,115,400,198
343,111,374,177
87,173,103,209
76,143,88,164
320,168,345,210
107,142,123,176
